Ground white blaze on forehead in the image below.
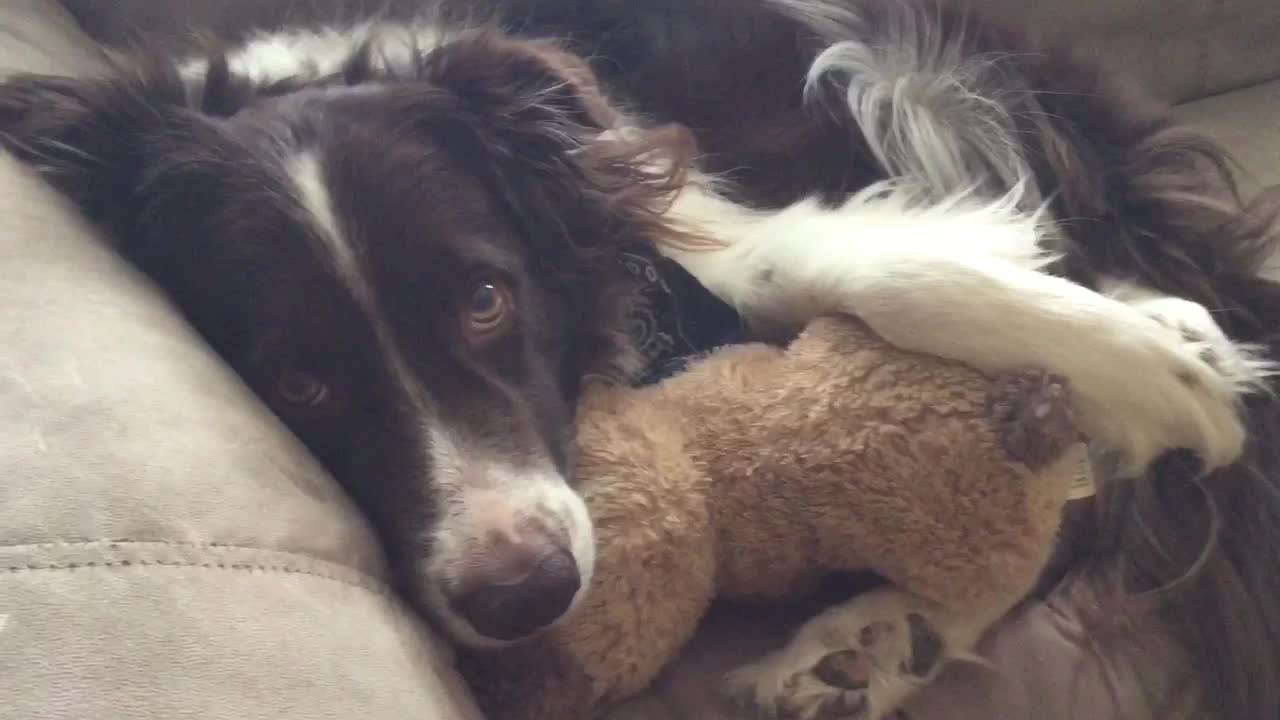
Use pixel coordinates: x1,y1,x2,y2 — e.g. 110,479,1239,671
286,150,434,419
283,152,593,648
289,152,368,303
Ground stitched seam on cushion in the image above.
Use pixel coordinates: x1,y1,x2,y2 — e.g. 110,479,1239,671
2,558,392,594
3,537,356,554
1,539,380,572
0,540,389,590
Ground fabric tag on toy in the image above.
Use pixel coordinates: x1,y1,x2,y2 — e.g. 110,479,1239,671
1064,442,1097,500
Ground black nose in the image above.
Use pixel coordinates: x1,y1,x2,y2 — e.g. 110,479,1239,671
453,547,581,642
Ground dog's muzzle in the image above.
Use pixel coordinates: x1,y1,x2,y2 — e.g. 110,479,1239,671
447,535,582,642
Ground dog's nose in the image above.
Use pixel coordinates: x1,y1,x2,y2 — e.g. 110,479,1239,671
452,546,581,642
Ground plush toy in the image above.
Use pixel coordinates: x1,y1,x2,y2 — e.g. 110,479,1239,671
458,315,1079,720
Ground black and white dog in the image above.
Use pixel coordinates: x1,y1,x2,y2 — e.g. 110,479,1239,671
4,0,1279,717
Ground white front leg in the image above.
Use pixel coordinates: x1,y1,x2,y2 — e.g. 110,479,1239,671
662,186,1251,476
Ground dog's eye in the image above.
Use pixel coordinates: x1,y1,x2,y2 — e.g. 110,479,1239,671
275,370,329,407
463,276,514,343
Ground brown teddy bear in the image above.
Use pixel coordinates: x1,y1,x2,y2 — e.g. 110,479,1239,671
457,315,1081,720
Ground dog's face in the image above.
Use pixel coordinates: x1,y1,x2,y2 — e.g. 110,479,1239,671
0,33,685,646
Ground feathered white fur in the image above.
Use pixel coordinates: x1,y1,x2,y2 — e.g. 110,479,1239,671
770,0,1040,206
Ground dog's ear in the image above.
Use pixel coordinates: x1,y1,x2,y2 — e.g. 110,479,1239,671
418,31,624,161
0,55,199,232
410,32,698,383
412,31,696,246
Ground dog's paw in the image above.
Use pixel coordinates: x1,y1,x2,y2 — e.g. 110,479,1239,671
1076,282,1275,475
1131,294,1275,397
724,590,948,720
1074,321,1245,477
1078,289,1279,475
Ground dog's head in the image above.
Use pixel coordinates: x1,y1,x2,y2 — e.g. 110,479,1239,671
0,31,690,646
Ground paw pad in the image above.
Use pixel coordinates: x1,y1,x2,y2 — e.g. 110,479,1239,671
814,650,870,689
903,613,943,678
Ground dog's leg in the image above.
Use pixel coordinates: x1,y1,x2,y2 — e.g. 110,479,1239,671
725,587,984,720
663,187,1254,476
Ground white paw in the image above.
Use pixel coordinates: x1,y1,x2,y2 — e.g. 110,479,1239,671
1130,295,1275,396
725,590,948,720
1075,290,1274,476
1066,318,1245,477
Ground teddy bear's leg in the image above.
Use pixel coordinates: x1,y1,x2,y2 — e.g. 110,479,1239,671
724,587,988,720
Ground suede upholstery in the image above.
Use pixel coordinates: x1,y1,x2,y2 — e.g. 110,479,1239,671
1177,79,1280,190
0,1,1277,718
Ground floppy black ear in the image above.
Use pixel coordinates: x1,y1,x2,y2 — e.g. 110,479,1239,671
414,30,695,229
0,56,194,233
412,32,698,383
418,31,624,159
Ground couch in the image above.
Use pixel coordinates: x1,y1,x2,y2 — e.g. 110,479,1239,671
2,2,1277,719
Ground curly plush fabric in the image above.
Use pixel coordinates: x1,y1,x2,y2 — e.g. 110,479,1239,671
462,317,1078,719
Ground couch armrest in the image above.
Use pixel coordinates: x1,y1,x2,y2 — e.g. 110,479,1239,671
0,145,484,720
0,0,103,76
0,8,485,713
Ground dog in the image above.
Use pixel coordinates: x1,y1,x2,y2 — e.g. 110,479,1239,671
3,0,1279,717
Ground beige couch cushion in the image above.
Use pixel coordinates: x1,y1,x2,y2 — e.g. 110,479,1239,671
0,3,481,718
981,0,1280,103
0,0,102,75
1176,78,1280,190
